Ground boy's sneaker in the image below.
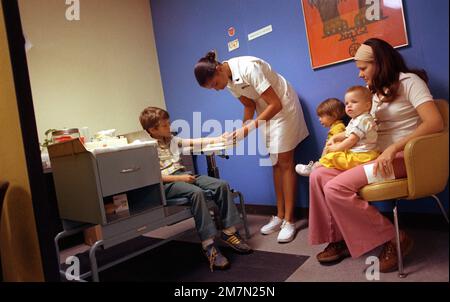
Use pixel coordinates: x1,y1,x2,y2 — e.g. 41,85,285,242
221,231,253,254
295,161,315,177
260,216,283,235
203,243,230,272
277,221,296,243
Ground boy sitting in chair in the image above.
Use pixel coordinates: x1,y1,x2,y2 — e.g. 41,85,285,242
139,107,252,271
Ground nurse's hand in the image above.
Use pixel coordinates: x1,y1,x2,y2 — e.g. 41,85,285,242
230,126,249,142
221,132,231,141
210,135,226,144
221,132,235,144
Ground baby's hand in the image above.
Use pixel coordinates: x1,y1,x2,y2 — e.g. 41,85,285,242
326,144,339,153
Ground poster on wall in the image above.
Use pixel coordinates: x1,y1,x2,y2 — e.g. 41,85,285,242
301,0,408,69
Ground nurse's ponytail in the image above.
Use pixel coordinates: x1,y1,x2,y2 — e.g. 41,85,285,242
194,50,220,86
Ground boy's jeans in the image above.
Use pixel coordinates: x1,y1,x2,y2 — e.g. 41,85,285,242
164,173,242,241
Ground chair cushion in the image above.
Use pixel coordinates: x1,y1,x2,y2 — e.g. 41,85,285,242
359,179,408,202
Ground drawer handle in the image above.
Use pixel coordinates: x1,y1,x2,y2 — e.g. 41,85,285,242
120,167,140,174
137,226,147,232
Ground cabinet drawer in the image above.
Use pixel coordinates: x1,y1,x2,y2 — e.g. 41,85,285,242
96,146,161,197
101,206,165,248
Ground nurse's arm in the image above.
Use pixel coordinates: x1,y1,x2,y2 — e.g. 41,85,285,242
239,96,256,123
254,86,283,127
231,87,282,139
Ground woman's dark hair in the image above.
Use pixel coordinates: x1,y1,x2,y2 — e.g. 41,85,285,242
363,38,428,102
194,51,220,86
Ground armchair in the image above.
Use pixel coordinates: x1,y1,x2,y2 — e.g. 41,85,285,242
359,99,449,277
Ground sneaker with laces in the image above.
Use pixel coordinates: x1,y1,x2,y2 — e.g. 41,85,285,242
277,221,296,243
295,161,315,176
260,216,283,235
221,231,253,254
203,243,230,272
378,231,414,273
316,241,351,263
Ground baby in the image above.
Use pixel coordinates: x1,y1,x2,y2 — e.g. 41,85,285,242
297,86,379,174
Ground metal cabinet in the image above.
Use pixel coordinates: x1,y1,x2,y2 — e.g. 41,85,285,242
49,139,178,281
48,139,167,245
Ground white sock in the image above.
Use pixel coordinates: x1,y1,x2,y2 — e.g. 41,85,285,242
201,238,214,249
222,226,236,235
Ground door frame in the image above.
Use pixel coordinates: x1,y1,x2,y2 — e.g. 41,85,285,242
1,0,60,281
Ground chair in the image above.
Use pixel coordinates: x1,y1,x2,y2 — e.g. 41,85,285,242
359,99,449,278
0,180,9,281
165,154,251,239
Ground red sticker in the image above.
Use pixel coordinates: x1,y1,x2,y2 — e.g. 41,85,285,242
228,27,235,37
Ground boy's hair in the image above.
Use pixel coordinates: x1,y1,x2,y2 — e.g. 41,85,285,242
316,98,346,120
346,86,373,103
139,106,170,131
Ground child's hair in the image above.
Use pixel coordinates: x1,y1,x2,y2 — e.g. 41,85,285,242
316,98,346,120
139,106,170,131
194,50,219,86
346,86,373,103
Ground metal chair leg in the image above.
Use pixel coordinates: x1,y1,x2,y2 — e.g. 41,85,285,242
432,195,449,224
237,191,250,239
393,201,406,278
89,240,104,282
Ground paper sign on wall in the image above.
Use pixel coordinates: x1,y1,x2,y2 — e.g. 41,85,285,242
248,25,273,41
228,39,239,52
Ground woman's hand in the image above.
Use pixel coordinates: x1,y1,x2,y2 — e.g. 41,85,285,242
373,145,397,177
176,174,196,183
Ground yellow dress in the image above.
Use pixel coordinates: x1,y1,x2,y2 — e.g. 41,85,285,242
320,114,380,170
319,150,380,170
327,120,346,142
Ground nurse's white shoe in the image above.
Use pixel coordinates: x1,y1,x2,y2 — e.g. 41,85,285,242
260,216,283,235
277,221,296,243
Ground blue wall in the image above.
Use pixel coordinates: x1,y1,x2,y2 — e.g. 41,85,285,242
150,0,449,213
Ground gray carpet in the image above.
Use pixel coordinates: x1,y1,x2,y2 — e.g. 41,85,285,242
59,214,449,282
64,235,309,282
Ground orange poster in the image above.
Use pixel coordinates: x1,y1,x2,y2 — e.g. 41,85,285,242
301,0,408,69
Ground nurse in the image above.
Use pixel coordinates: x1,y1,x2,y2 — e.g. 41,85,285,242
194,51,309,243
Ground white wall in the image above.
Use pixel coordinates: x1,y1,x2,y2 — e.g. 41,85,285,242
19,0,165,143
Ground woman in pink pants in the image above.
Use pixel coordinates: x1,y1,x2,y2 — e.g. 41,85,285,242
308,38,444,273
